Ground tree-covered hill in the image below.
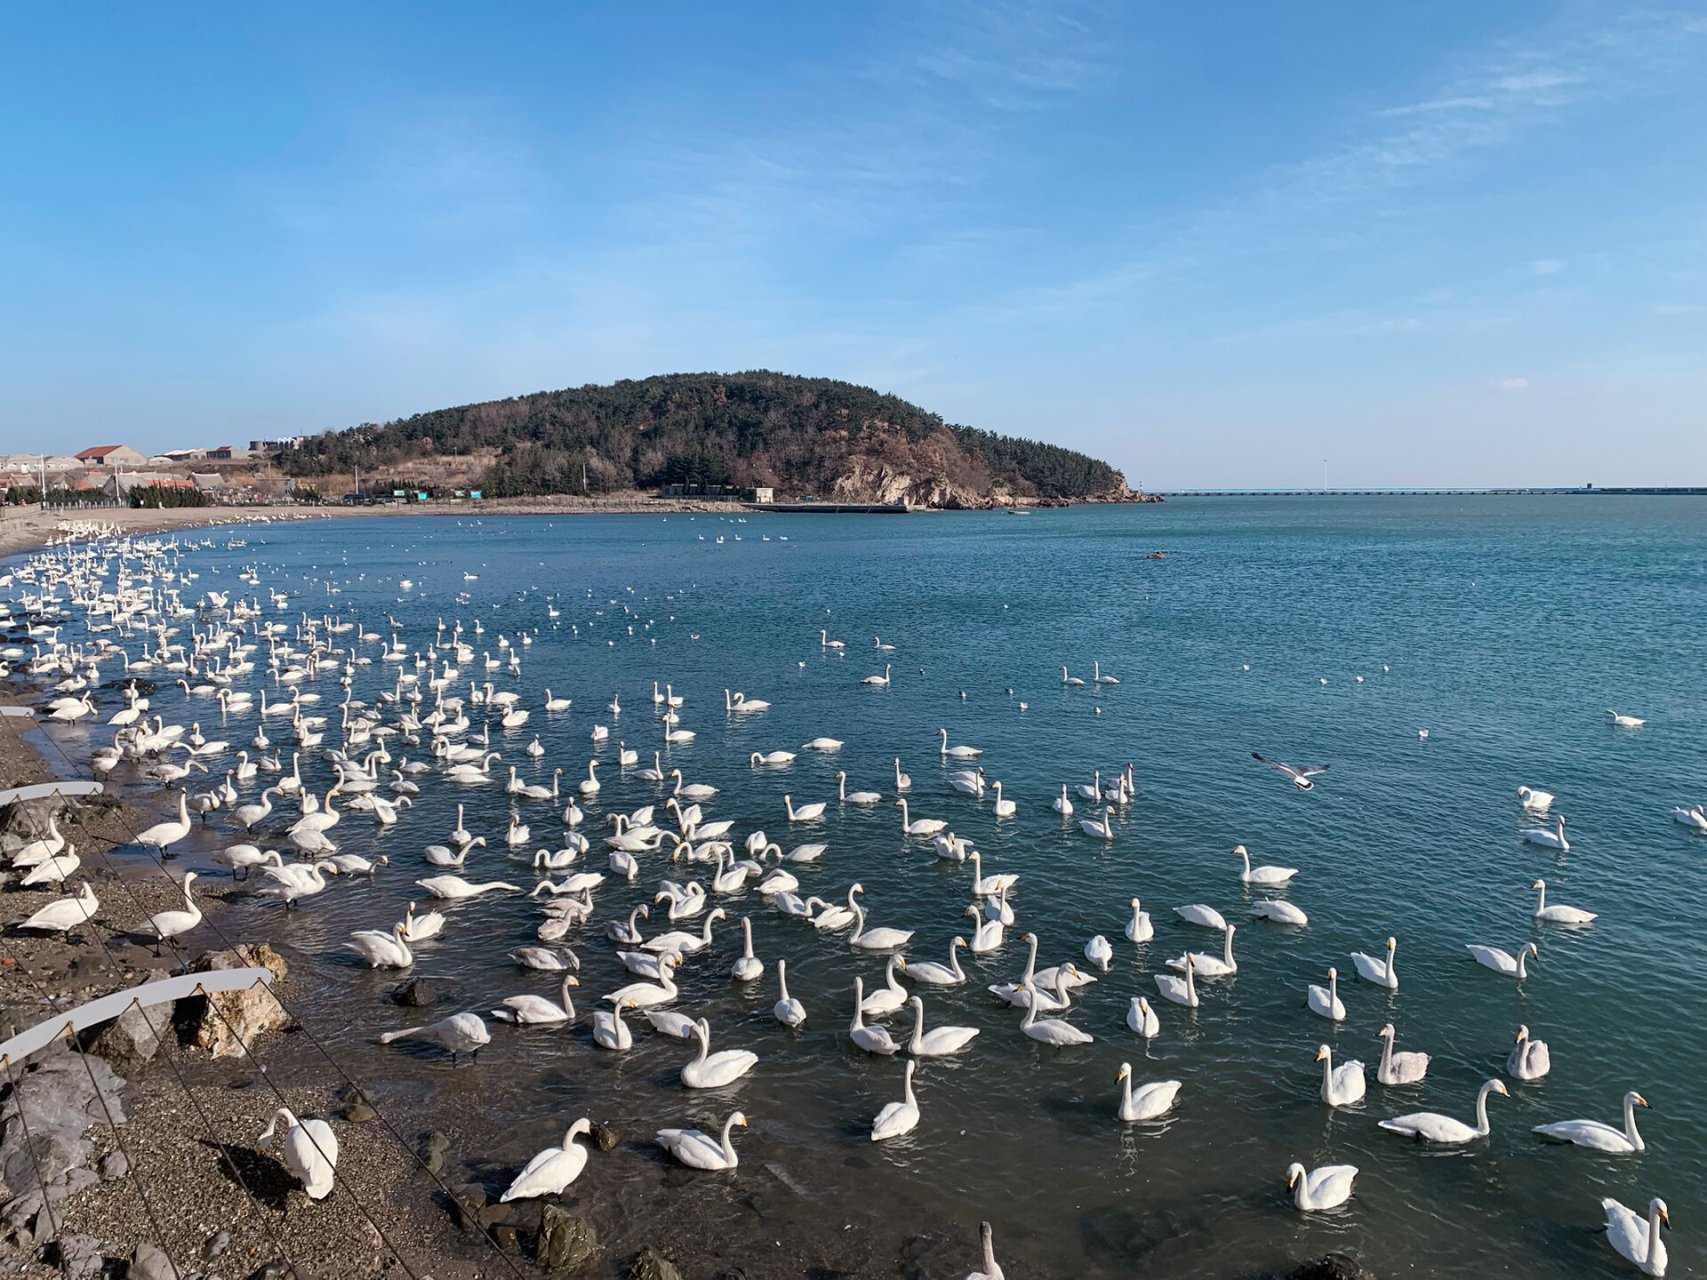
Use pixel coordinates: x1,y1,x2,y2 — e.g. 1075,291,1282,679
279,372,1130,505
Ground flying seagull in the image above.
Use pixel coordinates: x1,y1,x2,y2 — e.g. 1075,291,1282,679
1252,753,1329,791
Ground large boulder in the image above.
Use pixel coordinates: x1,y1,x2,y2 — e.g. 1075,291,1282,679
535,1204,599,1272
181,944,291,1058
87,1005,162,1074
0,1049,127,1246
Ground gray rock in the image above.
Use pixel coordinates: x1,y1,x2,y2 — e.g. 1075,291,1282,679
335,1086,376,1123
129,1240,177,1280
89,1006,164,1073
98,1148,131,1181
627,1247,683,1280
0,1049,128,1242
203,1230,231,1260
588,1121,619,1153
391,977,436,1007
535,1204,598,1272
1286,1256,1373,1280
53,1233,105,1279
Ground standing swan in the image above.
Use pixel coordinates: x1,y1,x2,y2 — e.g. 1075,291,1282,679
1116,1063,1181,1120
1601,1197,1668,1277
871,1059,921,1141
257,1107,339,1201
1379,1079,1508,1144
141,871,202,949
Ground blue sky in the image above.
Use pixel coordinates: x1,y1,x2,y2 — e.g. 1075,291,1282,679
3,3,1703,486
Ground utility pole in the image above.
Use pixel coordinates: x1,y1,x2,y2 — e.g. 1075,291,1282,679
39,454,46,511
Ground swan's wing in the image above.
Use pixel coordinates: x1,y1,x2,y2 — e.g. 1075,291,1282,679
1602,1199,1646,1261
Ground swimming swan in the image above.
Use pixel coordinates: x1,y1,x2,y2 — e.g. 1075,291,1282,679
1117,1063,1181,1121
1534,1090,1649,1153
1379,1078,1507,1144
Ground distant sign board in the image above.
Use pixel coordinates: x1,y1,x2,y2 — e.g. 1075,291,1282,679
416,491,428,501
469,490,482,500
393,489,405,497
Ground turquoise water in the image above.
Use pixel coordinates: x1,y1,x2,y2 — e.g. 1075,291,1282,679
35,498,1707,1276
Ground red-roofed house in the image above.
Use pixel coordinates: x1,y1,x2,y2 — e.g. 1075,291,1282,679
76,445,148,467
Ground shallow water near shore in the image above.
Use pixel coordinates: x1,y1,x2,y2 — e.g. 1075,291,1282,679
29,497,1707,1277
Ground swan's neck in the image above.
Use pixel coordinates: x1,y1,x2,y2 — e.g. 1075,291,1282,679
1625,1098,1644,1149
1121,1073,1133,1111
1023,935,1038,981
911,1002,925,1047
1516,950,1528,979
1476,1085,1493,1134
1535,884,1546,911
1320,1051,1333,1089
950,944,964,980
1224,932,1235,965
778,967,790,1002
1380,1034,1393,1076
721,1114,739,1158
1648,1204,1662,1261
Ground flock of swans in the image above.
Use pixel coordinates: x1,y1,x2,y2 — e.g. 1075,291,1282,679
6,526,1687,1279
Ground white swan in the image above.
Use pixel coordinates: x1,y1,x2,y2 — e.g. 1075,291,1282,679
1377,1023,1430,1085
345,922,414,969
492,975,579,1024
1535,1091,1649,1152
1084,935,1114,972
1607,709,1645,728
1602,1197,1668,1277
1168,925,1236,977
1350,936,1399,989
604,967,680,1009
1670,804,1707,831
1317,1044,1366,1107
1052,784,1074,816
657,1110,746,1170
783,794,826,822
1250,898,1308,925
730,916,764,982
1518,785,1554,813
1467,941,1538,979
1174,903,1226,930
991,780,1015,819
1521,816,1569,850
937,727,981,758
802,737,844,752
1020,985,1094,1045
907,996,980,1057
1287,1163,1358,1212
1093,661,1119,685
861,956,909,1016
1117,1063,1181,1121
837,771,882,805
18,882,99,934
896,798,947,836
1079,806,1115,840
1060,665,1085,688
377,1012,491,1063
681,1018,758,1088
1380,1078,1507,1143
1154,957,1199,1008
849,979,900,1054
1306,967,1345,1021
1507,1024,1551,1081
1124,898,1154,943
136,790,192,852
1126,996,1160,1038
257,1107,339,1201
1532,879,1596,924
902,938,968,986
861,664,892,687
871,1059,921,1141
141,872,202,945
966,1221,1004,1280
1235,844,1298,885
592,999,635,1051
500,1119,591,1201
848,891,915,950
893,757,912,792
415,875,522,900
773,959,806,1027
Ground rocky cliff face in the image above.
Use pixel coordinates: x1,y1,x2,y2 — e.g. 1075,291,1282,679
830,454,1133,509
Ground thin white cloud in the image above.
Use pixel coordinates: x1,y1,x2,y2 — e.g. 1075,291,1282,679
1494,376,1532,393
1530,259,1565,275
